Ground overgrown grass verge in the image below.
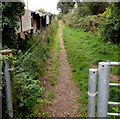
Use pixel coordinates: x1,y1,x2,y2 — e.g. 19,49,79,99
62,23,119,116
36,27,60,117
11,19,58,118
44,27,60,87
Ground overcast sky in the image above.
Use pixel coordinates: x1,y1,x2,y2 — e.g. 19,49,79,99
24,0,60,14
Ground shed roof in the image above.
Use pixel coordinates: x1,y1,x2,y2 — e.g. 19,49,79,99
32,11,46,17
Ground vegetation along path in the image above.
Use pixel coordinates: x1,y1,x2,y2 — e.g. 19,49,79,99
46,22,80,117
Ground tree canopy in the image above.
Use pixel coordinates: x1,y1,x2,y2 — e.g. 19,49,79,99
57,0,75,14
76,2,109,16
2,2,25,49
38,8,48,14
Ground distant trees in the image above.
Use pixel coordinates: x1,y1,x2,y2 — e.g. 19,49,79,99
76,2,109,16
59,1,120,44
100,2,120,44
57,1,109,18
2,2,25,49
38,8,48,14
57,0,75,14
85,2,109,15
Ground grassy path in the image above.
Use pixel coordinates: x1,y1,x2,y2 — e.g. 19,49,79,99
41,22,81,117
46,22,80,117
40,22,119,117
62,23,120,116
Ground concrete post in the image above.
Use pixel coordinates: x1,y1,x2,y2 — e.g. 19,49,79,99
88,68,97,117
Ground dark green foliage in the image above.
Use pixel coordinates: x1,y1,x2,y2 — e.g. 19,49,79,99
62,2,120,44
62,24,119,116
100,2,120,44
13,19,58,118
57,0,75,14
62,2,108,32
2,2,25,49
83,2,109,15
74,2,109,17
14,75,44,116
63,13,105,32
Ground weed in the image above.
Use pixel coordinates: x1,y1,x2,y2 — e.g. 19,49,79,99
13,19,58,118
47,92,55,99
50,77,57,86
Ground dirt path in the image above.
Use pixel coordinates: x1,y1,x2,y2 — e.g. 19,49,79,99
46,23,80,117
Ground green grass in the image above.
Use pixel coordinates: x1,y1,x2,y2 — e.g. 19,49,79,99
30,33,60,117
37,27,60,117
62,23,119,116
47,92,55,99
49,77,57,85
47,31,60,86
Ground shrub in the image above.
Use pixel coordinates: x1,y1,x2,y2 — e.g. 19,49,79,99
14,75,44,118
12,19,58,118
100,2,120,44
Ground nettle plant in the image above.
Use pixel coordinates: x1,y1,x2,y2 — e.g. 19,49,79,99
13,19,58,117
14,72,44,117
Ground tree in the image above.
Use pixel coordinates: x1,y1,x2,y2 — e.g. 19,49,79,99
57,0,75,14
76,2,109,16
2,2,25,49
86,2,109,15
100,2,120,44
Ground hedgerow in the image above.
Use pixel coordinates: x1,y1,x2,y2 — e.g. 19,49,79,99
12,19,58,118
99,2,120,44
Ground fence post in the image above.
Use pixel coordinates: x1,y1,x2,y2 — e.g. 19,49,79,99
88,68,97,117
0,81,2,119
0,62,2,119
97,62,110,117
4,60,13,118
1,50,13,118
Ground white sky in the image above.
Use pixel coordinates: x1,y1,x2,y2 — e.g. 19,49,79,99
24,0,60,14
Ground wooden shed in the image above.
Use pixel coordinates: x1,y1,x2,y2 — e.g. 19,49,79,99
16,9,33,39
16,9,50,38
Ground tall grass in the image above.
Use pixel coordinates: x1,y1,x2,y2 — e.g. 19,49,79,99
12,19,58,118
62,23,119,116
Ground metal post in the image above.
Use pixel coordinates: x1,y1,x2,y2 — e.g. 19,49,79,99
88,68,97,117
4,61,13,118
110,62,120,66
97,62,110,117
0,81,2,119
0,4,2,118
0,62,2,119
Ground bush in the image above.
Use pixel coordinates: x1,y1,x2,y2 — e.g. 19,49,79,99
14,75,44,118
100,18,120,44
12,18,58,118
62,7,105,33
100,2,120,44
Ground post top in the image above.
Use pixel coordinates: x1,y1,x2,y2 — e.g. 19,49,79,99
0,50,12,55
89,68,97,72
99,62,110,65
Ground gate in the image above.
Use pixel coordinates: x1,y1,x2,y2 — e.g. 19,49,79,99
88,62,120,117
